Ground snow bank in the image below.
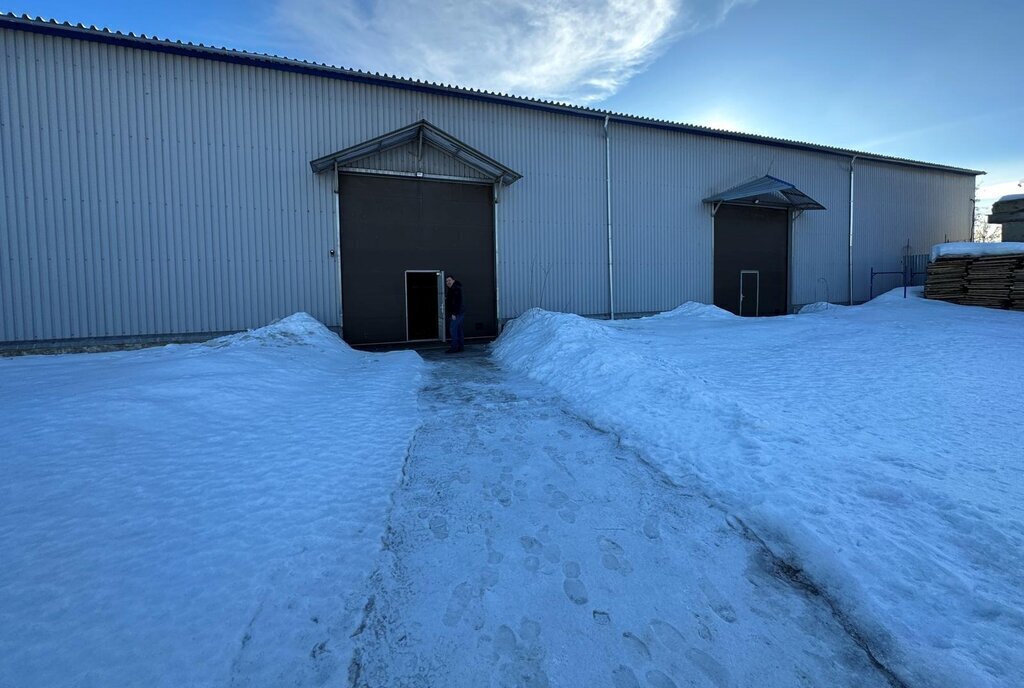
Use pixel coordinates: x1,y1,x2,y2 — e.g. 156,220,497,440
494,294,1024,688
0,315,423,687
797,301,848,314
208,312,357,353
930,241,1024,261
645,301,736,320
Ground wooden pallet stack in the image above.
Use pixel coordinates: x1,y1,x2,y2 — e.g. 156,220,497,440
925,251,1024,310
924,259,969,302
1012,266,1024,311
960,256,1020,308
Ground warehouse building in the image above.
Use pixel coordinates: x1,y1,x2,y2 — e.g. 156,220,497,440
0,14,981,349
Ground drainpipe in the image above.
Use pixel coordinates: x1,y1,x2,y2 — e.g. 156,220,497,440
604,116,615,320
848,155,858,305
493,182,502,330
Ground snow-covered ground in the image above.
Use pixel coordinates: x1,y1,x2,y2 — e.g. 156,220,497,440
494,289,1024,688
4,295,1021,687
0,315,423,687
351,351,892,687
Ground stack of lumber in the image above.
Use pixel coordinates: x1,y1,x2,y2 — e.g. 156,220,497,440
1012,267,1024,311
960,256,1019,308
924,259,969,302
925,251,1024,311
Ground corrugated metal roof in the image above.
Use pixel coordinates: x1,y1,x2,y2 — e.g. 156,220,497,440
0,12,984,177
703,175,826,210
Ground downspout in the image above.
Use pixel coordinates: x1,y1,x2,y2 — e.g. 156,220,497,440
604,116,615,320
493,181,501,331
848,155,858,305
334,160,343,327
969,194,977,242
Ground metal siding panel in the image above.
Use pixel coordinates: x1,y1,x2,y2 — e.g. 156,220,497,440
852,162,974,302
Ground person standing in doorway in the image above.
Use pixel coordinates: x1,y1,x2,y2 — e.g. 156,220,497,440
445,275,465,353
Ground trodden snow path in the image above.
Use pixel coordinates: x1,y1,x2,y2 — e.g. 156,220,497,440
349,350,894,688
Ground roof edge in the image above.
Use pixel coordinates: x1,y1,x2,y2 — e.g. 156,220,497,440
0,13,985,177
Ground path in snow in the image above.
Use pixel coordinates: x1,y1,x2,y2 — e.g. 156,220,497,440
350,349,894,688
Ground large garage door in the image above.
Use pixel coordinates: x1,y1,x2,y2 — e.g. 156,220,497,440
339,174,496,345
713,205,789,316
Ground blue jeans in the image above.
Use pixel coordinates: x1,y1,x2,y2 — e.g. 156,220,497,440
449,314,465,350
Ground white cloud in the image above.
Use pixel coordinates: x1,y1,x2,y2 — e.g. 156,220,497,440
275,0,753,104
977,179,1024,204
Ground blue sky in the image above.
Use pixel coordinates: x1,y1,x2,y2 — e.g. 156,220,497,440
5,0,1022,208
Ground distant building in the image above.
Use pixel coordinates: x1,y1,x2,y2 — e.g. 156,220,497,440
989,195,1024,242
0,15,981,349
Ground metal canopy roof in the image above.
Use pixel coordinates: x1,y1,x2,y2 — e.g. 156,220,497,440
310,119,522,186
703,175,826,211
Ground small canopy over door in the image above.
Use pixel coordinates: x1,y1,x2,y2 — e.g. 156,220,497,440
705,176,825,316
703,175,826,215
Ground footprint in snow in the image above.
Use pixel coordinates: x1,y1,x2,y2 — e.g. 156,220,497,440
563,579,588,605
611,665,640,688
698,578,738,623
622,631,651,662
429,515,449,540
562,560,589,604
646,669,679,688
643,515,660,539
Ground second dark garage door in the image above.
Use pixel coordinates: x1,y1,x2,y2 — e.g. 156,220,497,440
338,174,496,345
713,205,789,316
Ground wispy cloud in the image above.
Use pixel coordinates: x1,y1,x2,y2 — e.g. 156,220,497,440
275,0,753,104
978,179,1024,204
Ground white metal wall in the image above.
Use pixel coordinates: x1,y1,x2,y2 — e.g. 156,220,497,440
852,161,974,302
0,23,977,344
609,125,854,312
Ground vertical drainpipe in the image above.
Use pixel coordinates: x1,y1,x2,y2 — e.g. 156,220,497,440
493,181,501,331
848,155,857,305
334,160,343,327
604,116,615,320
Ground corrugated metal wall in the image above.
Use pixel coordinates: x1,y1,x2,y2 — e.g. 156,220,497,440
853,161,974,301
1,28,341,341
0,25,977,344
609,125,853,312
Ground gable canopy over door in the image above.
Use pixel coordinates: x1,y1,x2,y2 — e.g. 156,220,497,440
310,119,522,186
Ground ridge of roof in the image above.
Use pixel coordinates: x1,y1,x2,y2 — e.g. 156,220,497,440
0,13,985,176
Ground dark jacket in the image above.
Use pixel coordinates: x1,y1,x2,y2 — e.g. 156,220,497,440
445,279,465,316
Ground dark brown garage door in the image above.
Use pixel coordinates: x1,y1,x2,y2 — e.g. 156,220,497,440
338,174,496,345
713,205,789,316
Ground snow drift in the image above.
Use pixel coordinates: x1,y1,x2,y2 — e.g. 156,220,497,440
494,291,1024,688
0,314,423,687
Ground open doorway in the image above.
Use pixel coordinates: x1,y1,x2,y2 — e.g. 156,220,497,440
405,270,445,341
